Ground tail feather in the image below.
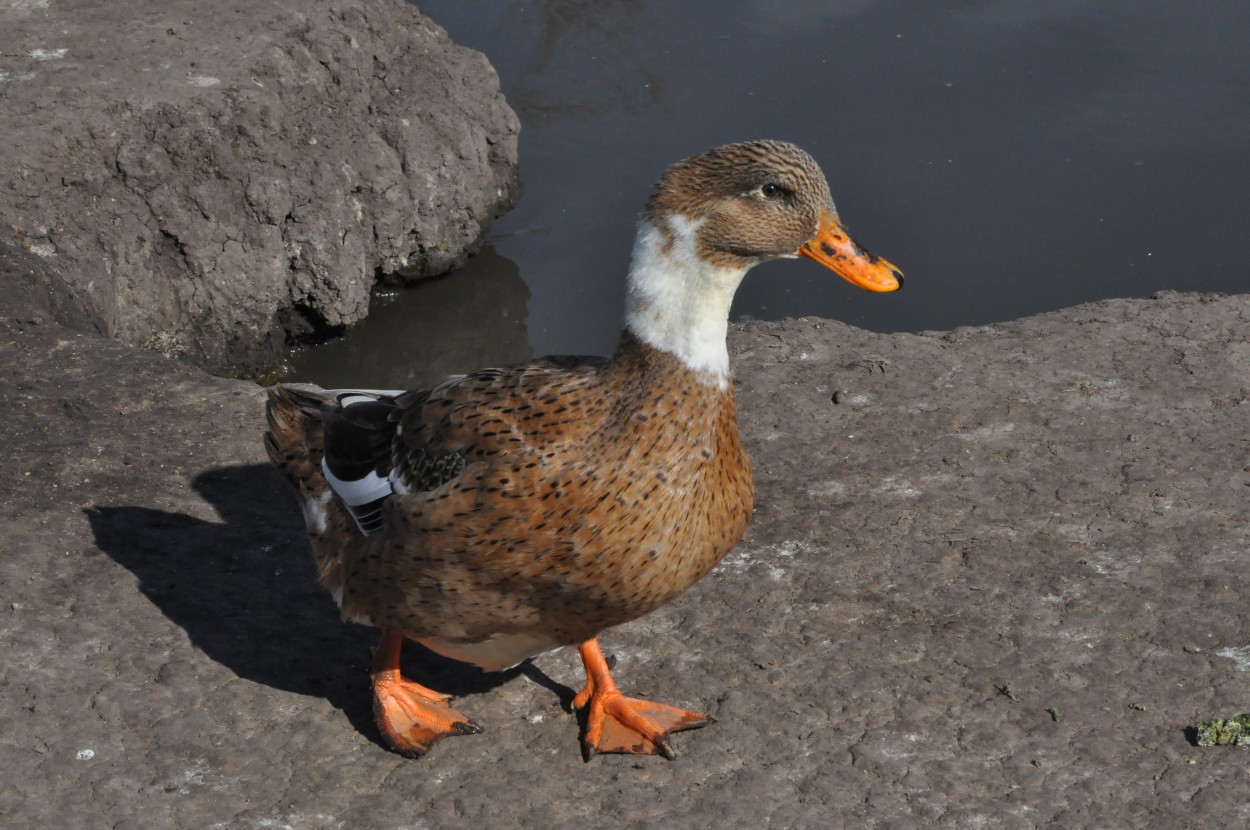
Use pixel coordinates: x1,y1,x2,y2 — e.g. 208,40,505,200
264,384,336,491
264,383,350,597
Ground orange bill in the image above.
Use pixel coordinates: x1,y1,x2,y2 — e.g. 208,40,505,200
798,208,903,292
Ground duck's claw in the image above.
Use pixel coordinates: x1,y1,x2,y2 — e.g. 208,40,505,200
574,638,711,760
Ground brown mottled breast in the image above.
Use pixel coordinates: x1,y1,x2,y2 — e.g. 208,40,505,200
332,333,754,650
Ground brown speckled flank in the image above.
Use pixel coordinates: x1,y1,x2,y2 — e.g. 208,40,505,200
269,335,752,650
264,140,901,760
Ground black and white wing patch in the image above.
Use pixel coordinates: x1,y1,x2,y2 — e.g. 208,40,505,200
318,391,399,535
320,390,466,536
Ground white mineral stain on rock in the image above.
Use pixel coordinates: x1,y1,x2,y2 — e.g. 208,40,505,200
187,74,221,87
29,47,67,60
1083,551,1141,581
954,422,1016,441
720,540,804,580
875,475,921,498
806,480,847,498
920,473,956,486
1214,646,1250,671
249,814,347,830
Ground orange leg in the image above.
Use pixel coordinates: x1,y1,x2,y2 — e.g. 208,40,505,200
573,638,712,760
370,630,480,757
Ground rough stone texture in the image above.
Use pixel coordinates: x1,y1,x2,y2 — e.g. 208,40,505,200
2,286,1248,829
0,0,520,374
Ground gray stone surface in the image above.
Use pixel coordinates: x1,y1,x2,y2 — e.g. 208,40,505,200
0,0,520,373
2,288,1249,829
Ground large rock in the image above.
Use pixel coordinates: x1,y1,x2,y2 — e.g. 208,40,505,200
2,287,1249,828
0,0,520,374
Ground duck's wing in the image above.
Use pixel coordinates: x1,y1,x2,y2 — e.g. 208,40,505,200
319,356,610,534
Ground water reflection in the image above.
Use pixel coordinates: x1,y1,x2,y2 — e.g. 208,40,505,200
280,245,532,390
497,0,671,122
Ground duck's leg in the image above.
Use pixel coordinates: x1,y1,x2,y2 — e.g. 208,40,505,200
370,630,481,757
573,638,712,760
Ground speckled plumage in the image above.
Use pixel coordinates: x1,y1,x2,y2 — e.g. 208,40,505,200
267,335,752,668
264,140,902,759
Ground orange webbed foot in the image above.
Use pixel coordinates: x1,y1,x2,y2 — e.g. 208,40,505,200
371,630,481,758
573,639,712,760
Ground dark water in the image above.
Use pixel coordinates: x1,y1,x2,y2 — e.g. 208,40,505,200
285,1,1250,389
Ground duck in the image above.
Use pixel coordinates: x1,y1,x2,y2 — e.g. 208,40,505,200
264,139,902,760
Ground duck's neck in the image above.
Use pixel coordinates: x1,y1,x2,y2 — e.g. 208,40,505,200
623,215,749,389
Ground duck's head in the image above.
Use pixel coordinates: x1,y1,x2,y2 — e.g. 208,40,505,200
625,140,902,382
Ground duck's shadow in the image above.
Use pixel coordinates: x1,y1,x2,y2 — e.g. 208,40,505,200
86,463,577,751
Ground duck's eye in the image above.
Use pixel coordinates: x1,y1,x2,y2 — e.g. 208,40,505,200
760,183,784,199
